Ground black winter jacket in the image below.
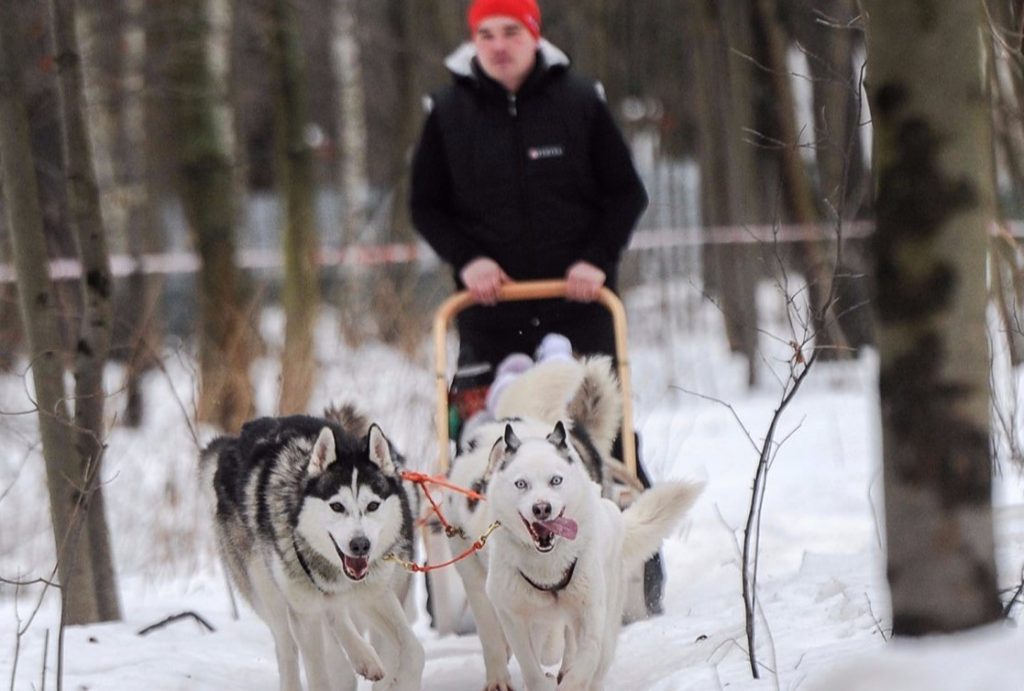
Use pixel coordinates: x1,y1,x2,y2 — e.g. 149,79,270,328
410,41,648,294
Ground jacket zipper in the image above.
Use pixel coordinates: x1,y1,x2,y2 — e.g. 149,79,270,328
508,93,535,253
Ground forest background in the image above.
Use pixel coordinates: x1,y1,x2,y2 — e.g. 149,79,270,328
2,0,1024,688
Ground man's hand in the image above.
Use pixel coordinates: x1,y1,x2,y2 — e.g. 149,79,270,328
460,257,510,305
565,261,606,302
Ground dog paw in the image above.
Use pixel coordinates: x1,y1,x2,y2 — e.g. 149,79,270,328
354,657,385,682
484,679,514,691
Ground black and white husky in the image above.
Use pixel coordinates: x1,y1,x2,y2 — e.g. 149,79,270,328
200,407,424,691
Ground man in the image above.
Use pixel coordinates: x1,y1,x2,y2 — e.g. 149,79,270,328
409,0,663,618
410,0,648,372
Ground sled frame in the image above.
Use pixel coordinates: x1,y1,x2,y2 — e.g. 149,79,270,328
431,279,637,482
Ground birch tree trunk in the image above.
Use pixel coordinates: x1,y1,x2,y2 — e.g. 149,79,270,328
332,0,368,245
0,1,101,625
270,0,319,415
866,0,1002,634
166,0,254,432
79,0,163,426
50,0,121,621
330,0,372,346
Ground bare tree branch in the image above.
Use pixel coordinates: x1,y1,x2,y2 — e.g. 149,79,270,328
136,611,216,636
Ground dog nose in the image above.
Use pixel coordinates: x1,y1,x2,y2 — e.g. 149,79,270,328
349,536,370,556
532,501,552,521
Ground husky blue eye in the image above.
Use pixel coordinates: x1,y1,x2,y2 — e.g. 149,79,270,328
550,475,562,487
514,479,528,490
330,502,346,513
366,501,380,512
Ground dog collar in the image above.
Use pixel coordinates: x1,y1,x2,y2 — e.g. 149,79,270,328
292,537,328,593
519,558,578,595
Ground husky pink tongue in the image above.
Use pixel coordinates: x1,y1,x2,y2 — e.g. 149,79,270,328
541,516,578,540
344,555,368,579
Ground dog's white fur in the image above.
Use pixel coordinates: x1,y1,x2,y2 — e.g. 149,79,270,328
446,357,621,690
484,423,702,691
447,418,552,690
445,355,700,690
494,357,622,458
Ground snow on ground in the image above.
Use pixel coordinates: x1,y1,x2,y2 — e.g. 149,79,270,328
2,304,1024,690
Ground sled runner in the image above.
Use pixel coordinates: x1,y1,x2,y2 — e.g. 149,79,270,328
423,279,646,634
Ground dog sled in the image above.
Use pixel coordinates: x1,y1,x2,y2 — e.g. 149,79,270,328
423,279,652,634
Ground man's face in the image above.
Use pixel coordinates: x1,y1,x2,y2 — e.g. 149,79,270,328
473,16,538,93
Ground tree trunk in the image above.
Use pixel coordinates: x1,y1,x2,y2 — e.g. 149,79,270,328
375,0,427,354
582,0,611,90
333,0,369,245
120,0,165,426
753,0,849,358
793,0,867,217
988,0,1024,215
692,0,761,387
986,0,1024,366
0,1,101,625
0,231,22,371
791,0,875,351
269,0,319,415
50,0,122,622
79,0,164,427
866,0,1002,635
331,0,373,346
166,0,255,432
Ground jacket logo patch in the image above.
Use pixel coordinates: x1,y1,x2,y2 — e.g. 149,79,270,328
528,145,565,160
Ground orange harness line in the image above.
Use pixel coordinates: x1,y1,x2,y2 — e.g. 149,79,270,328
384,470,500,574
401,470,485,533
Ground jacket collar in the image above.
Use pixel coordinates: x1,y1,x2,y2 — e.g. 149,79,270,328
444,39,570,92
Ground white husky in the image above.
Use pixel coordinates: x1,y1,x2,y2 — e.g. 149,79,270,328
483,421,701,691
445,357,622,690
444,356,700,690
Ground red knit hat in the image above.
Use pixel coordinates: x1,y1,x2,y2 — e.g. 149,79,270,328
468,0,542,40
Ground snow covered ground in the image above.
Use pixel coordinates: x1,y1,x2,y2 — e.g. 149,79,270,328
2,301,1023,690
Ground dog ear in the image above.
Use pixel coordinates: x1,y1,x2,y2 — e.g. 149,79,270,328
504,423,522,453
484,423,520,482
547,421,569,450
367,423,398,476
310,427,336,475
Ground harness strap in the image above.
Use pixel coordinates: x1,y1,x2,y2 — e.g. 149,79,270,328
385,469,502,573
519,558,578,595
384,520,501,573
401,470,486,538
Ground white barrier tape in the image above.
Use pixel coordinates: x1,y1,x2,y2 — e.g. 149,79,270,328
0,220,1017,283
629,220,875,250
0,242,422,283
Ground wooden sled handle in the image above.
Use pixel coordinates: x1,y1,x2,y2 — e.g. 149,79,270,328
432,279,637,483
